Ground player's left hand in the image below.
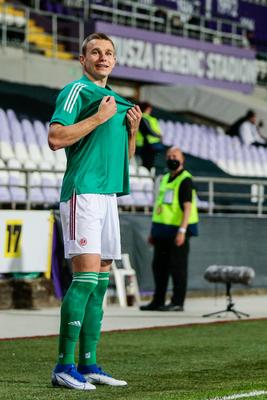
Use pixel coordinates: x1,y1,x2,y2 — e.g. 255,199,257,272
127,105,142,136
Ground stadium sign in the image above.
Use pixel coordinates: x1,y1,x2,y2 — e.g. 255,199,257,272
95,22,257,93
0,210,53,274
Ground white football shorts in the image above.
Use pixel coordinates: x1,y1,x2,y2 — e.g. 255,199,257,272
60,193,121,260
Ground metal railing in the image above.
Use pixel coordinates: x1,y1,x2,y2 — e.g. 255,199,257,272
0,1,248,59
194,176,267,216
1,167,267,216
2,2,266,85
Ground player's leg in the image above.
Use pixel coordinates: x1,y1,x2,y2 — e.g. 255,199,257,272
78,194,127,386
52,194,103,390
78,260,111,368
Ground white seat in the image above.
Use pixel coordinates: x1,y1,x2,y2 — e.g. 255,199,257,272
0,169,9,185
7,158,26,186
117,194,134,206
0,187,11,202
14,142,29,163
41,171,58,187
29,171,42,186
24,160,37,170
54,148,66,168
0,141,15,161
29,187,45,203
138,166,150,176
129,164,137,176
111,253,141,307
28,143,43,164
56,172,64,188
162,120,174,146
41,146,56,167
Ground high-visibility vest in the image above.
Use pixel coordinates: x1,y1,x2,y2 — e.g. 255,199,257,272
152,170,199,227
136,113,162,147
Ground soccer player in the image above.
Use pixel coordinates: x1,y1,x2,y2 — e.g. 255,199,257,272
48,32,142,390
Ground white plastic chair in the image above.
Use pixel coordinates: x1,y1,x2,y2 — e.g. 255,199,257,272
111,253,141,307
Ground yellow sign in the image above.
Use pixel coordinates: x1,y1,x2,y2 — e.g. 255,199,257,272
5,220,23,258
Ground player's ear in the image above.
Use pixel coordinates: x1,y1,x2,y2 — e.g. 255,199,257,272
79,54,85,66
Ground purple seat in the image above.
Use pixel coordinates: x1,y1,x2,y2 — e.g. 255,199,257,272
33,120,48,146
29,188,44,203
10,119,24,143
21,119,38,146
0,109,11,140
0,187,11,202
43,188,59,203
10,187,26,202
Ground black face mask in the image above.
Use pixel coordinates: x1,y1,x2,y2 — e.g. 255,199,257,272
167,159,180,171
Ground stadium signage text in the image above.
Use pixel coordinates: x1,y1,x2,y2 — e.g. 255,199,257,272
111,36,257,85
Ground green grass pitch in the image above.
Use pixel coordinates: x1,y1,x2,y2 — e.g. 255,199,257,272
1,320,267,400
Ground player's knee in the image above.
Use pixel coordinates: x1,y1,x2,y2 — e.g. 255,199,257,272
100,259,113,268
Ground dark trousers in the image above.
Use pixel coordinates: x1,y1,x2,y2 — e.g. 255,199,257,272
151,237,190,307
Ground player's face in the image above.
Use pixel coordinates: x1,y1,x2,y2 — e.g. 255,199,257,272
80,39,116,83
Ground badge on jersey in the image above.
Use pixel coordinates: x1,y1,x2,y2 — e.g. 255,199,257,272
163,190,174,204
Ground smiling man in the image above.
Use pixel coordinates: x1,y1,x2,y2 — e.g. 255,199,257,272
48,33,142,391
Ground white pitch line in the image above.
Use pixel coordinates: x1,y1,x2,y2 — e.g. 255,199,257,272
208,390,267,400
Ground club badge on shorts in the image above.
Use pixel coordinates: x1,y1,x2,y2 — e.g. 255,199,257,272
79,238,87,247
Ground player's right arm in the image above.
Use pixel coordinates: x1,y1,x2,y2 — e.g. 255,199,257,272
48,92,117,151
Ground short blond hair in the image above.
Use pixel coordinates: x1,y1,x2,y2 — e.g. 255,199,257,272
81,33,115,56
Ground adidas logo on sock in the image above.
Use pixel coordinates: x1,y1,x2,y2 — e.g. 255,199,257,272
68,320,81,327
85,352,91,359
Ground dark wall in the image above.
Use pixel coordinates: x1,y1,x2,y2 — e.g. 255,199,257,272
120,214,267,292
0,80,58,121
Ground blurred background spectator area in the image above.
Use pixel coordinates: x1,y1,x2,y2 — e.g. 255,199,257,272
1,0,267,215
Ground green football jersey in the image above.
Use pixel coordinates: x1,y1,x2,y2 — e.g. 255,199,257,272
50,75,133,202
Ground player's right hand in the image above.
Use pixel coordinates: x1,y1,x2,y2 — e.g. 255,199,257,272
98,96,117,123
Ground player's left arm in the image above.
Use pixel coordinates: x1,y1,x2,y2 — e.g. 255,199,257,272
126,105,142,158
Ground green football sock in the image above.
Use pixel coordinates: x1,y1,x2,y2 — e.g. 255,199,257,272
58,272,98,365
78,271,110,366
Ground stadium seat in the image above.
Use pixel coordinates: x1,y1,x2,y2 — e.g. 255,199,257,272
43,187,59,203
21,119,43,164
10,186,27,203
0,120,15,161
33,120,56,167
0,186,11,202
54,148,66,170
138,166,150,176
29,187,45,203
10,118,30,164
162,120,175,146
0,149,11,202
117,193,135,206
7,158,26,187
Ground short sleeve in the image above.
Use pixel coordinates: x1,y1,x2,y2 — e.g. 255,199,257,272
179,177,193,208
50,82,87,126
